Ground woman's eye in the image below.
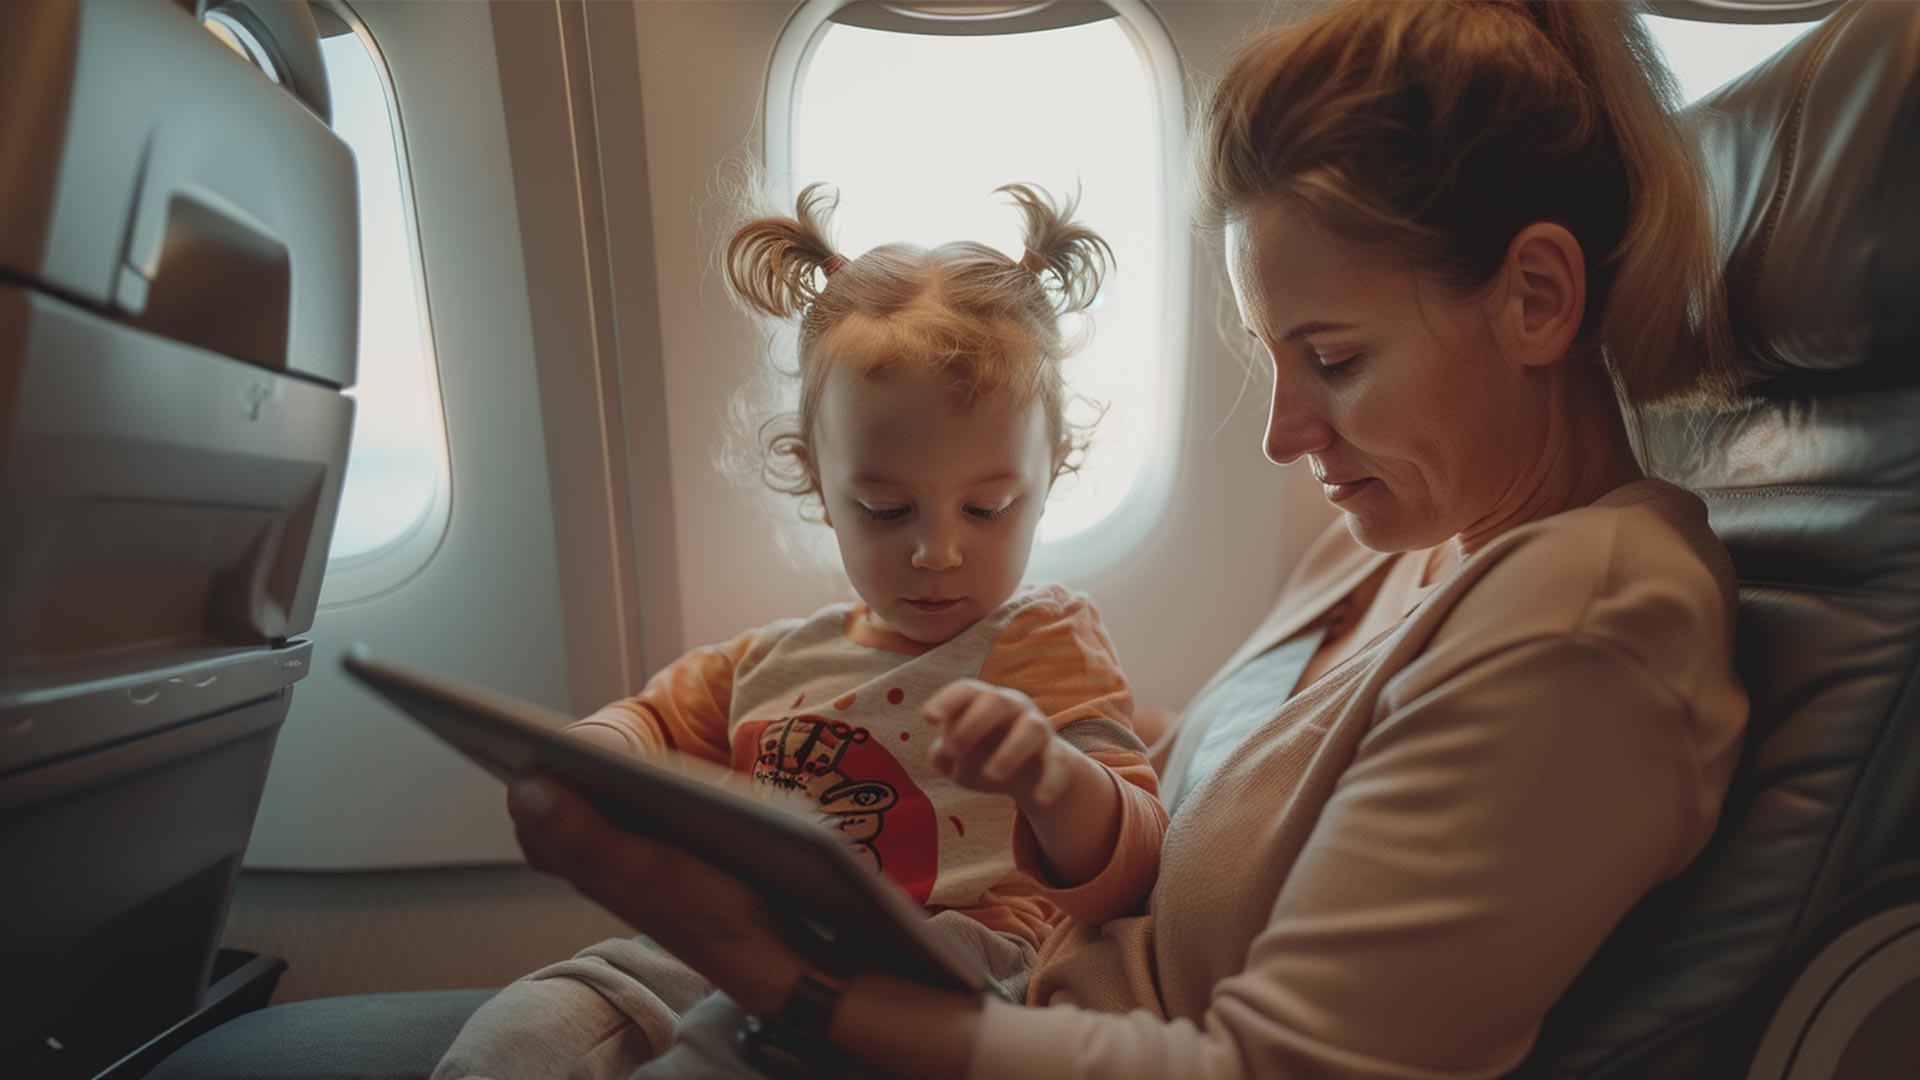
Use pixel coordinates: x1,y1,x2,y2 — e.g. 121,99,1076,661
859,504,908,521
1314,349,1364,374
966,503,1013,521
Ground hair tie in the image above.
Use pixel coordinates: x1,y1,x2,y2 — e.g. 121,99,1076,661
1018,249,1049,275
822,254,847,276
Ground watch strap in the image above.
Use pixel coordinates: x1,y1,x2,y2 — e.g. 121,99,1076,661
776,968,846,1034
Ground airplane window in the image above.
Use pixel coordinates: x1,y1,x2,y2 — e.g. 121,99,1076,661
199,11,447,589
201,10,283,83
780,14,1181,550
315,25,450,580
1642,14,1816,104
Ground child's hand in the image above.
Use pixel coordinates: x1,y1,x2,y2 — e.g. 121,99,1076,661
921,679,1076,809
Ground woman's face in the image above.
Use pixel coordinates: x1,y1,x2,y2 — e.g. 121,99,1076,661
1226,197,1550,553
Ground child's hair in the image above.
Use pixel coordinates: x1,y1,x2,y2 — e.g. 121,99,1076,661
724,183,1113,502
1193,0,1738,413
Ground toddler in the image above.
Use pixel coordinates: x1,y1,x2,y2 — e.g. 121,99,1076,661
435,184,1165,1079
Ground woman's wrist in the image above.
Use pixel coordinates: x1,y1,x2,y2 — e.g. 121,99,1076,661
824,971,986,1080
732,938,812,1018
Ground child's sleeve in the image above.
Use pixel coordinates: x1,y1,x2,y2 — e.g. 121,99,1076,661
978,587,1168,924
562,628,761,769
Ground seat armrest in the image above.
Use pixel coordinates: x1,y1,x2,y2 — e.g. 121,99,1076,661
147,989,498,1080
1747,900,1920,1079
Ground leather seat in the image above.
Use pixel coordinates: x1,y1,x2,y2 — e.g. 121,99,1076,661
1519,2,1920,1076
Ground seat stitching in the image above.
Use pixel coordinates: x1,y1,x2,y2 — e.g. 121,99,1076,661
1740,4,1859,324
1696,484,1909,501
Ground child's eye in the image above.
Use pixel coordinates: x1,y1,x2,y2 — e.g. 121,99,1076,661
859,503,908,521
966,503,1013,521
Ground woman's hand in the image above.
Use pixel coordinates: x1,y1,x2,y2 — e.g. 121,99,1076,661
921,679,1078,808
506,776,805,1017
511,775,989,1079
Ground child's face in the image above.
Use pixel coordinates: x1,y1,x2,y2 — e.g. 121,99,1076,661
809,365,1055,645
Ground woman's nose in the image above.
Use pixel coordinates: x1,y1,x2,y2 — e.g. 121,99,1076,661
911,522,963,572
1263,371,1336,465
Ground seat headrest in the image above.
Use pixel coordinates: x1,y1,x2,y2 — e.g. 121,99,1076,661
1686,0,1920,392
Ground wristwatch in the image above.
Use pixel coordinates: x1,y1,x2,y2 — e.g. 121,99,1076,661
734,968,849,1078
776,967,847,1034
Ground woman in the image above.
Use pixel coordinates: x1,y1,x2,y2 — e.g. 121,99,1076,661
506,2,1749,1076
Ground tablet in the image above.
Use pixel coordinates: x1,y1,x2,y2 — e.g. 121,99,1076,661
342,649,997,997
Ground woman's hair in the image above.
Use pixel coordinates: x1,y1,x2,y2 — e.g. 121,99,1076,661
724,183,1114,501
1195,0,1737,410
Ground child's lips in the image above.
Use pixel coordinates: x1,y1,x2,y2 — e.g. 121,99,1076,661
904,596,962,613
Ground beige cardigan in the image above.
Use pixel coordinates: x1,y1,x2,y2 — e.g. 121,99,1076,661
966,479,1747,1079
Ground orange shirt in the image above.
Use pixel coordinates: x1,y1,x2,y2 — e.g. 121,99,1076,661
568,584,1167,949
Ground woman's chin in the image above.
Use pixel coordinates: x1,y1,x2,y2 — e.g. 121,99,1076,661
1339,507,1434,554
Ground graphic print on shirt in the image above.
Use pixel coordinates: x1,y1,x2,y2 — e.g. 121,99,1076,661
737,713,939,902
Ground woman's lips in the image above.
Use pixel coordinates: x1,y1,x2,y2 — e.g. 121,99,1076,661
1322,477,1376,504
904,597,961,613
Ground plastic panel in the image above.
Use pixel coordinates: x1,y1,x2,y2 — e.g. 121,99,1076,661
0,673,296,1073
0,286,351,685
0,0,358,388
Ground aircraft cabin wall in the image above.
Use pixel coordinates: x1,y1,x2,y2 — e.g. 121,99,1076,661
224,0,1333,1002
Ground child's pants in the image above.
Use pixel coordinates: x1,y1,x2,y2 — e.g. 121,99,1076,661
432,911,1036,1080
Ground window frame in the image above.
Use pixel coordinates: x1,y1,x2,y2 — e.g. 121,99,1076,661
202,8,286,84
1642,0,1842,25
1640,7,1825,106
309,0,454,607
762,0,1190,579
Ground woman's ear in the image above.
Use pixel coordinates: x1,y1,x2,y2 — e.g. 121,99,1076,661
1493,222,1586,369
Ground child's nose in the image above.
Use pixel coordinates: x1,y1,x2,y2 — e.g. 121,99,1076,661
911,524,963,572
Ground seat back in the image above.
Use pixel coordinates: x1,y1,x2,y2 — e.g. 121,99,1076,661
0,0,357,1073
1519,3,1920,1076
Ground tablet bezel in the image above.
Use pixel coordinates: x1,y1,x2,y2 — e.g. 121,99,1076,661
341,650,995,996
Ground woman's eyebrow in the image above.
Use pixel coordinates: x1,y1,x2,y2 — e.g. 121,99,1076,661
1282,320,1358,341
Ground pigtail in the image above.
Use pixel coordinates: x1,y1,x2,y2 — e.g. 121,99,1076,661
998,183,1115,314
725,182,843,319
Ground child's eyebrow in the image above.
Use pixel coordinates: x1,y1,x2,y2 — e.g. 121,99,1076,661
966,472,1021,488
850,471,1021,488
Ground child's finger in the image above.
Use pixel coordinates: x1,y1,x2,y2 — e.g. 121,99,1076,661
944,693,1019,760
920,679,988,727
980,718,1050,784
